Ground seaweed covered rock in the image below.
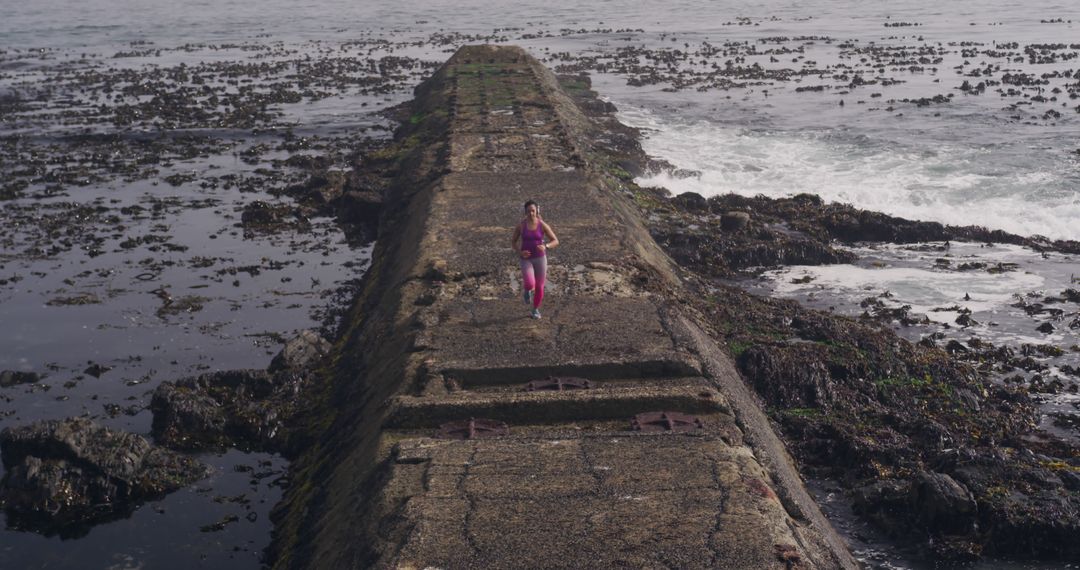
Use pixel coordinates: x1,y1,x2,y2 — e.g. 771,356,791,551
650,214,857,276
269,329,331,373
151,330,328,454
152,368,301,452
912,471,978,534
644,190,1080,277
690,283,1080,561
0,418,207,533
738,344,837,409
286,170,346,206
706,192,1080,255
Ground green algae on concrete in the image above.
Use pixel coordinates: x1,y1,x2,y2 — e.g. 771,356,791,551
269,45,857,570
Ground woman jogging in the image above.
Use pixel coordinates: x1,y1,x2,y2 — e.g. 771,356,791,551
511,200,559,319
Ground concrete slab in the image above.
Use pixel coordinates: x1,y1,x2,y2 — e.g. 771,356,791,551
428,296,701,385
429,171,626,276
386,382,727,428
382,434,806,570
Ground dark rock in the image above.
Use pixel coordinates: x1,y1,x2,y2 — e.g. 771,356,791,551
151,367,312,454
287,170,346,205
0,418,207,532
82,362,112,378
339,189,383,229
955,312,977,327
671,191,707,212
738,344,835,409
1036,322,1055,334
241,200,283,225
944,340,969,354
720,211,751,231
0,370,40,388
852,479,911,536
150,384,228,448
911,471,977,534
240,201,303,231
268,330,331,373
1060,470,1080,492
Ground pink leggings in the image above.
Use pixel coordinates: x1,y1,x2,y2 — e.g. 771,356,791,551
520,256,547,309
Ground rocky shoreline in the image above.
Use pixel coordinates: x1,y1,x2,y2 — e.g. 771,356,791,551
565,73,1079,563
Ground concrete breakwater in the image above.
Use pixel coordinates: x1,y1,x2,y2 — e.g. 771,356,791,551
268,45,857,569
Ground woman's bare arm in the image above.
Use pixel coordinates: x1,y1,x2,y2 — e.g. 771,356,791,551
511,224,528,257
540,221,559,250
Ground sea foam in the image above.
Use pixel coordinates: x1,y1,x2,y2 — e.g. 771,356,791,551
618,105,1080,241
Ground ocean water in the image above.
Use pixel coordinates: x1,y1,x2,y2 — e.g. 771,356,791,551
2,1,1078,568
3,0,1078,237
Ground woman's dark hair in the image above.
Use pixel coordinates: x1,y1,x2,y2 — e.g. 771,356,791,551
523,200,539,214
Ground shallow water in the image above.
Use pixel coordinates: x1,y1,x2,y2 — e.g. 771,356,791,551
3,0,1079,567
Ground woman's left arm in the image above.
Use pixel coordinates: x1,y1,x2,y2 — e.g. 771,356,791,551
540,221,559,250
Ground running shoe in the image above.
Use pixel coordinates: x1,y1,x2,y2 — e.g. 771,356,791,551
531,308,541,319
523,289,533,305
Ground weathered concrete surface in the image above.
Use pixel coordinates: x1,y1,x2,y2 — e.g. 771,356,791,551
269,45,857,569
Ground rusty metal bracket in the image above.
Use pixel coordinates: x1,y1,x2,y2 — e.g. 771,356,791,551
524,376,592,392
630,411,703,433
436,418,509,440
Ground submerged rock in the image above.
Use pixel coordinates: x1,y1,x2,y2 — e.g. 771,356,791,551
0,418,207,533
0,370,40,388
286,170,346,206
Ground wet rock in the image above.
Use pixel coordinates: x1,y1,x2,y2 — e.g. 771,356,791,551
720,211,750,231
955,311,978,327
0,370,40,388
240,200,300,229
0,418,207,532
338,189,384,230
1060,470,1080,492
268,329,331,373
151,331,327,454
287,170,346,206
151,385,228,447
852,479,911,536
738,344,835,408
944,339,969,354
670,191,707,212
911,471,977,534
151,369,302,452
1036,321,1055,334
82,362,112,378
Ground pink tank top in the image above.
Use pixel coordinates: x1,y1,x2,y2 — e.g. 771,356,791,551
521,221,545,258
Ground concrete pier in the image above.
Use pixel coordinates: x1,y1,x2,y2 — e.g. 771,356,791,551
270,45,857,570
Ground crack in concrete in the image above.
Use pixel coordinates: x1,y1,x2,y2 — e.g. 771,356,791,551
459,445,483,559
